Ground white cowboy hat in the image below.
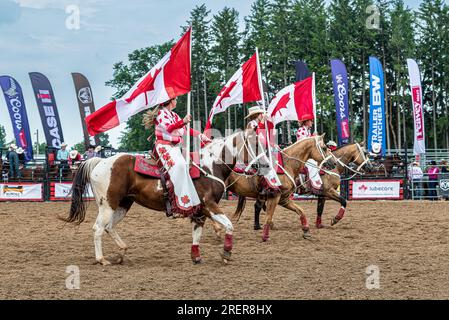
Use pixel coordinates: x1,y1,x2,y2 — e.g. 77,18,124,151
69,150,79,159
245,106,265,119
95,146,103,153
16,147,24,154
326,140,337,147
9,144,17,150
61,142,68,147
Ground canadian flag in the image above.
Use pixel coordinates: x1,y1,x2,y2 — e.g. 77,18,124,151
267,77,314,126
203,52,262,133
86,28,191,136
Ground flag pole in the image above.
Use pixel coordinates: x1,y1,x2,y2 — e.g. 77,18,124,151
312,72,317,134
256,48,273,164
186,26,192,166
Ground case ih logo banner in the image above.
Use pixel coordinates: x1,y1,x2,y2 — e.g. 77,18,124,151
0,76,34,161
71,73,100,148
29,72,65,148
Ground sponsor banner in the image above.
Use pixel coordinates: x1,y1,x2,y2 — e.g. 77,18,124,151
368,57,387,156
0,76,34,161
439,175,449,198
29,72,65,148
407,59,426,155
53,182,94,199
0,183,43,201
330,59,350,145
350,180,402,200
71,73,100,148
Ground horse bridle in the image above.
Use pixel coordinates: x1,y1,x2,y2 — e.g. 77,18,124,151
332,143,372,178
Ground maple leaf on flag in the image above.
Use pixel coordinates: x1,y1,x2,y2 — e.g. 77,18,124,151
125,68,162,103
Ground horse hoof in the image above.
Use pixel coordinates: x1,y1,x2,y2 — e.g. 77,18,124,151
254,225,261,230
331,218,339,226
262,235,270,242
97,258,111,266
221,251,232,264
192,257,203,265
302,230,312,239
316,223,325,229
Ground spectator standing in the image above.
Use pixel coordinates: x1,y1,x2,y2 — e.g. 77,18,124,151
427,160,440,201
83,145,97,160
409,161,423,199
5,144,20,179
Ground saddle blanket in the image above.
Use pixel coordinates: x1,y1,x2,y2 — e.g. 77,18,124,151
134,155,200,179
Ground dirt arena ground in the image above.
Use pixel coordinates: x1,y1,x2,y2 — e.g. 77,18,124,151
0,200,448,300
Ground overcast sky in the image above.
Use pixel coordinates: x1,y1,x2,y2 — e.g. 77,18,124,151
0,0,421,149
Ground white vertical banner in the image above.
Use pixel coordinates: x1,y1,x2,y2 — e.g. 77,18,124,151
407,59,426,156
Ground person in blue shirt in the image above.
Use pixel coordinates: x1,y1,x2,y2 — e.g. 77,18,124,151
57,142,70,173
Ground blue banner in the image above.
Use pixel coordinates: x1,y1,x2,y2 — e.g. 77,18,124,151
0,76,34,161
331,59,350,145
368,57,386,156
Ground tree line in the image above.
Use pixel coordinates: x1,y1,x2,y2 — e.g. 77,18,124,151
106,0,449,152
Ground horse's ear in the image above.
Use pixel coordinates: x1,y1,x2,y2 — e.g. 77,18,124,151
359,140,365,147
320,133,326,139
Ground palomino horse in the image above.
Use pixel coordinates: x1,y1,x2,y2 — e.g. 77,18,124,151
61,132,246,265
228,135,337,241
251,142,373,230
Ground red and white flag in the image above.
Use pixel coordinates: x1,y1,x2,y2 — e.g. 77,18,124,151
204,53,262,133
86,28,191,136
267,77,314,126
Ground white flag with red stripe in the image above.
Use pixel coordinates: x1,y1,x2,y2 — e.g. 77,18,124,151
204,53,262,133
86,28,191,136
267,77,314,126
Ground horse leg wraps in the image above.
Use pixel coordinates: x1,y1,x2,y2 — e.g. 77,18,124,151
262,224,270,242
335,206,346,221
224,234,233,252
300,215,310,231
191,245,201,262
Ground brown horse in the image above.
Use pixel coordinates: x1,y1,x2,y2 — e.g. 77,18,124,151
250,142,373,230
228,135,336,241
61,132,246,265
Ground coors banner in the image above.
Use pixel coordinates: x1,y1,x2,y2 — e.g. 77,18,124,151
0,76,34,161
331,59,350,145
71,73,100,148
29,72,65,148
407,59,426,156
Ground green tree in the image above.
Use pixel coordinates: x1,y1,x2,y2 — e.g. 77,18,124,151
0,125,6,149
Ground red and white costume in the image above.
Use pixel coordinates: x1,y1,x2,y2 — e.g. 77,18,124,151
296,124,322,192
155,107,202,215
247,119,282,190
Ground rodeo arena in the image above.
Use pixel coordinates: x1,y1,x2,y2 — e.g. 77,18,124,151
1,5,449,308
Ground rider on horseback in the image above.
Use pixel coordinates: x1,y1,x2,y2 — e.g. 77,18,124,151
245,105,283,196
143,97,211,218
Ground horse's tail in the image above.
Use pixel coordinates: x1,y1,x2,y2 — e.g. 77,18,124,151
232,195,247,222
60,157,102,224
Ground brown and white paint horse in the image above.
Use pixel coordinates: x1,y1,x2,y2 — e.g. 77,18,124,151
250,142,373,230
61,132,246,265
228,135,337,241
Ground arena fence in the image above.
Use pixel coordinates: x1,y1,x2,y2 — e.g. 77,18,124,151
1,147,448,202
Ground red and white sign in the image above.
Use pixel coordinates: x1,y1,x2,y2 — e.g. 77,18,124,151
407,59,426,155
350,180,403,200
50,182,95,201
0,183,43,201
86,28,191,135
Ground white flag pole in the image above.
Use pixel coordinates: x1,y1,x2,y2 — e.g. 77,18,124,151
256,48,273,164
312,72,317,134
186,26,192,165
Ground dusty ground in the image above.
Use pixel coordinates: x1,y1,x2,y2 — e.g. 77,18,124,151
0,200,448,300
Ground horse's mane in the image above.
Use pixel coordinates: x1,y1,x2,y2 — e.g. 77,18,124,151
333,142,356,152
283,136,317,152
